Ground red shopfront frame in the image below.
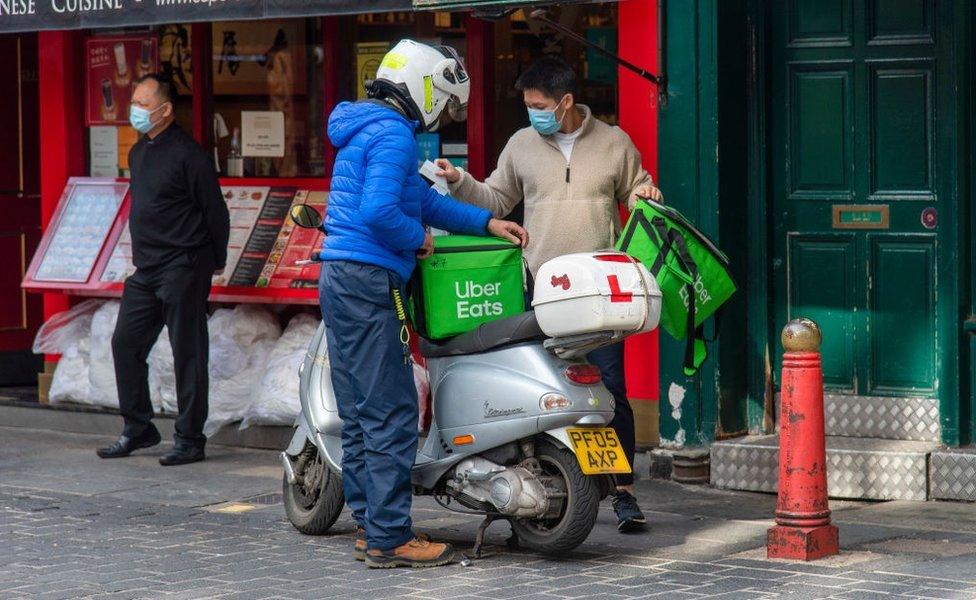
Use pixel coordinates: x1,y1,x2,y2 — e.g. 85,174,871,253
24,177,328,307
36,6,660,400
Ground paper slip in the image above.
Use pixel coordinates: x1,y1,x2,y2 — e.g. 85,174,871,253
419,160,451,195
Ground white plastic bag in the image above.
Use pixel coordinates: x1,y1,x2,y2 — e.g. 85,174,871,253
148,327,175,414
32,299,103,355
48,313,94,405
88,301,121,409
206,337,277,436
203,305,282,436
152,304,281,424
414,360,431,433
241,313,319,428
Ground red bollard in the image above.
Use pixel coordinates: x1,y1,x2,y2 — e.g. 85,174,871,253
767,318,839,561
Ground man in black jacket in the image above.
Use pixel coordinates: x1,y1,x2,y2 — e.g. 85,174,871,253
97,74,230,466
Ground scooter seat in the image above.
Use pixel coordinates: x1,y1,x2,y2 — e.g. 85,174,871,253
419,311,546,358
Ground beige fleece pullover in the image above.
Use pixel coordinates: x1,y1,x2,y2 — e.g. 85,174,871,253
449,105,653,276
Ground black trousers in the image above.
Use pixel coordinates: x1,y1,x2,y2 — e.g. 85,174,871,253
587,342,637,487
112,250,214,448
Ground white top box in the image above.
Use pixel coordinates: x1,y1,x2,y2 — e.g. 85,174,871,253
532,252,662,338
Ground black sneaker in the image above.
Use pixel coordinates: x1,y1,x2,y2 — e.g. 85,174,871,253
612,490,647,533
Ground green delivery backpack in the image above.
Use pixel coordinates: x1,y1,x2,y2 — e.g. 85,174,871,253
617,199,736,376
411,235,526,340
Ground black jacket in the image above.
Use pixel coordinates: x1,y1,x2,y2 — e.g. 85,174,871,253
128,124,230,270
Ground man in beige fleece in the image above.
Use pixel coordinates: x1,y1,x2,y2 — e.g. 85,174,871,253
436,56,662,533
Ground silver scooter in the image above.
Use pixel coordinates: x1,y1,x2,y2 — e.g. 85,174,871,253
280,204,629,555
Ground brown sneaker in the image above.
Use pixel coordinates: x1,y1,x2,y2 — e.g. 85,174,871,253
356,530,428,561
365,536,455,569
353,528,366,561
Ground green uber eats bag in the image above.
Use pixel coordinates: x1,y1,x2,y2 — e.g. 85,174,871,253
617,199,736,376
411,235,526,340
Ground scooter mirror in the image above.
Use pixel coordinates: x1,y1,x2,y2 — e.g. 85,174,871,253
290,204,323,229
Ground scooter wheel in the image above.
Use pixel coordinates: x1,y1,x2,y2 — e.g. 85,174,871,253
511,439,600,554
283,442,344,535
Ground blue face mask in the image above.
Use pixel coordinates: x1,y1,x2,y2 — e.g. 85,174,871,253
527,95,568,136
129,104,165,134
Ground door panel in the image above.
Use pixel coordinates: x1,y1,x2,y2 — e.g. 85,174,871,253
770,0,953,408
788,234,857,390
789,65,854,195
869,62,933,195
790,0,852,46
868,235,936,394
867,0,933,43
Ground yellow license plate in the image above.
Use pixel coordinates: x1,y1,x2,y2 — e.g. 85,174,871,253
566,427,632,475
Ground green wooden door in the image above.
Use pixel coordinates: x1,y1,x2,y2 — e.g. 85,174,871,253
769,0,960,438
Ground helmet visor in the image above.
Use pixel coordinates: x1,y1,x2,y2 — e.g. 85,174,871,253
435,45,469,84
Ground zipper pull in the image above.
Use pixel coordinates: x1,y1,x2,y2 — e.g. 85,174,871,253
565,165,570,183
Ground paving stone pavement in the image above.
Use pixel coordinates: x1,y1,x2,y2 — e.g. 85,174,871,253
2,426,976,600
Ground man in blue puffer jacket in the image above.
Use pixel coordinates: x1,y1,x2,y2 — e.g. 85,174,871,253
319,40,528,569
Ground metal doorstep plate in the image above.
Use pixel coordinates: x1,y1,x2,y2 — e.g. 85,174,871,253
773,395,941,442
823,395,941,442
930,448,976,502
711,435,938,501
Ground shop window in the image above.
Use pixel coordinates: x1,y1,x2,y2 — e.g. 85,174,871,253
492,6,619,162
211,18,324,178
84,25,193,178
350,11,468,168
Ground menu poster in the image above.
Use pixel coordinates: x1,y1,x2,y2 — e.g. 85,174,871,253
100,223,134,283
228,187,300,287
267,191,327,289
86,36,159,127
35,181,128,283
217,186,271,286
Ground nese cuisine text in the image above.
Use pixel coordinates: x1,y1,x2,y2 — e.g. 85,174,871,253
0,0,247,17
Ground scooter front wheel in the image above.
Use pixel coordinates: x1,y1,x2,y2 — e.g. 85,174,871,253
283,440,344,535
511,439,600,554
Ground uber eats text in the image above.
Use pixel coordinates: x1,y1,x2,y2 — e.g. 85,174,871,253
455,280,504,320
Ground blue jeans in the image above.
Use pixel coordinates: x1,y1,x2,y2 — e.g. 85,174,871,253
319,261,417,551
586,342,636,487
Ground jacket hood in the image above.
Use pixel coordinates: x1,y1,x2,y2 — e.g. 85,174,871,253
327,101,415,148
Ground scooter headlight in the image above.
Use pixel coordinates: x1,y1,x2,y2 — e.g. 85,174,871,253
540,393,571,411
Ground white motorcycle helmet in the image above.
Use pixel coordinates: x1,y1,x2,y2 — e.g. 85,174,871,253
367,39,470,132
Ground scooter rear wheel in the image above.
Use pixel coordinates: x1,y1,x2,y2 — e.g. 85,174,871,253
283,441,344,535
511,439,600,554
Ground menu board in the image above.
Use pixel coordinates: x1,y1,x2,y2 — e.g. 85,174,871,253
263,191,327,289
100,222,134,283
34,180,128,283
25,177,326,305
216,186,272,286
230,188,307,286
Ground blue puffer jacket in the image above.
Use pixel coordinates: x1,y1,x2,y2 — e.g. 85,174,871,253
322,101,492,281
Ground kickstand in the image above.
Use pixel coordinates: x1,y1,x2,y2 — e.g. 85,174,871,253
472,514,499,558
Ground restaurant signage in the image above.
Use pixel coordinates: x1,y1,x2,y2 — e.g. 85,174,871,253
0,0,410,33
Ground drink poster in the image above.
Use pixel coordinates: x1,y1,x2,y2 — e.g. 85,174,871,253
86,35,159,127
